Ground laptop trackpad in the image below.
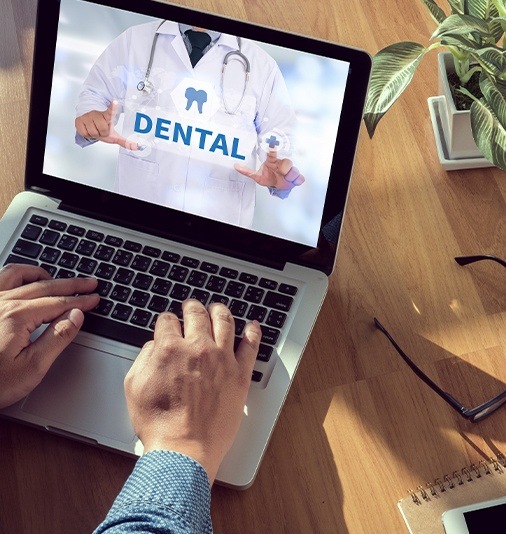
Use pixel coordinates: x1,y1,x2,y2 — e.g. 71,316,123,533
21,343,136,444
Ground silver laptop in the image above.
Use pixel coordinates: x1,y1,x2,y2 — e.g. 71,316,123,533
0,0,370,489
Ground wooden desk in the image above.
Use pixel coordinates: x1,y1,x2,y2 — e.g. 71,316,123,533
0,1,504,532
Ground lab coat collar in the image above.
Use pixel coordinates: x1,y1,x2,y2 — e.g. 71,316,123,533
157,20,239,51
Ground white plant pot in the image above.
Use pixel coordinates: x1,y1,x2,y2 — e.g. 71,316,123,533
437,52,482,160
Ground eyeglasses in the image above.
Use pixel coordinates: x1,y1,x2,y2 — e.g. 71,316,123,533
374,253,506,423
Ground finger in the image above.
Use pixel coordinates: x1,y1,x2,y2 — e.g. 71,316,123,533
14,293,99,328
181,299,212,340
104,100,118,127
5,276,98,301
23,308,85,383
235,321,261,377
112,133,139,151
283,166,305,186
278,157,294,176
208,302,235,351
153,311,183,342
93,115,111,138
234,163,257,179
0,264,52,292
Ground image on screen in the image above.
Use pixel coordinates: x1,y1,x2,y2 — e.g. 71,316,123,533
44,0,350,248
464,502,506,532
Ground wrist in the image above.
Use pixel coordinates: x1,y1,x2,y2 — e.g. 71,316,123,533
142,437,221,483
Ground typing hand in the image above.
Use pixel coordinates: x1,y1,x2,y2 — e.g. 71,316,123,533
124,299,261,484
0,264,99,409
234,149,305,191
75,100,139,150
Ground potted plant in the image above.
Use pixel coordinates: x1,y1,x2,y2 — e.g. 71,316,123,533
364,0,506,171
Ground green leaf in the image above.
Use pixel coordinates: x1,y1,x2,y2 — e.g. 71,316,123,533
421,0,447,23
448,0,465,14
469,73,506,170
470,101,506,169
466,0,498,19
364,42,427,137
472,46,506,77
440,34,479,50
480,72,506,127
431,13,492,39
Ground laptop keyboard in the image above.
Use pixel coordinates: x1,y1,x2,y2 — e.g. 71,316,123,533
4,213,300,384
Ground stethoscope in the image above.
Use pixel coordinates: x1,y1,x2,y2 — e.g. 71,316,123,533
137,22,251,115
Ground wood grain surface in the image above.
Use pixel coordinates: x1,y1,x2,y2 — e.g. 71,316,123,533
0,1,504,533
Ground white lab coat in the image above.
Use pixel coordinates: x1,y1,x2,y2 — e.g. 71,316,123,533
76,20,296,228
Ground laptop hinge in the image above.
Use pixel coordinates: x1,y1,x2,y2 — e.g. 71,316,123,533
57,202,286,272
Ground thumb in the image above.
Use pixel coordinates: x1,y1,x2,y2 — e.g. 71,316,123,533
30,308,84,372
235,321,261,380
105,100,118,127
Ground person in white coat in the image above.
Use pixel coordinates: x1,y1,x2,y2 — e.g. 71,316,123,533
75,21,305,228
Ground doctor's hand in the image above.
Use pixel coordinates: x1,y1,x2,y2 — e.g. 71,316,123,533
0,264,99,409
124,299,261,484
75,100,139,151
234,149,305,192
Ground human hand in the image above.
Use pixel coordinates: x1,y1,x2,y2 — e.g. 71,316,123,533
234,149,305,191
0,264,99,408
124,299,262,483
75,100,139,150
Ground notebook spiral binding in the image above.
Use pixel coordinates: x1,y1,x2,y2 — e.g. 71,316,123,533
408,453,506,505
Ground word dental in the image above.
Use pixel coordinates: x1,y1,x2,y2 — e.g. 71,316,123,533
134,112,246,160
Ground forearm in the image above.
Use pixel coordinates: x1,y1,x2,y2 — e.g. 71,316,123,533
93,450,213,534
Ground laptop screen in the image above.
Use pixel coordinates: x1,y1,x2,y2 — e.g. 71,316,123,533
30,0,370,275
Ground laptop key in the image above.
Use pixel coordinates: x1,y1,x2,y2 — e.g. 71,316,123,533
190,289,210,305
206,275,226,292
124,240,142,252
225,281,245,298
170,283,191,301
200,261,219,273
142,245,161,258
187,270,207,287
181,256,200,268
58,252,78,269
246,305,267,322
279,283,298,295
263,291,293,312
209,294,229,305
111,303,133,322
131,254,151,272
41,264,57,277
29,215,48,226
112,249,133,267
169,265,189,282
57,235,78,251
13,239,42,258
149,260,170,277
96,280,112,297
95,262,115,280
110,285,131,302
114,267,134,285
239,272,258,285
129,290,150,307
259,278,278,290
219,267,238,279
76,239,97,256
40,229,60,246
161,251,180,263
229,299,247,317
266,310,287,329
55,268,75,279
252,370,263,382
86,230,104,242
94,245,115,261
133,273,154,291
76,258,98,275
148,295,169,313
151,277,171,295
105,235,123,247
49,220,67,231
93,299,113,315
168,300,183,318
257,344,273,362
4,254,38,266
40,247,60,264
131,309,152,327
260,326,280,345
67,224,85,236
82,314,152,348
21,224,42,240
244,286,264,303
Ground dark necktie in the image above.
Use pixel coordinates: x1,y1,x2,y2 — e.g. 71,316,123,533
185,30,211,67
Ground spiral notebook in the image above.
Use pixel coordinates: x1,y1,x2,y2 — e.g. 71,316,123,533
398,454,506,533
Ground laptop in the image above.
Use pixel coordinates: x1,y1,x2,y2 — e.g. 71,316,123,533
0,0,371,489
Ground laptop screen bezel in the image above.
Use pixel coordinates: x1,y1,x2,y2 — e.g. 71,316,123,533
26,0,371,276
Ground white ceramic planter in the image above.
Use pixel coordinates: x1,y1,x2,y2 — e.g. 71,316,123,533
437,52,482,160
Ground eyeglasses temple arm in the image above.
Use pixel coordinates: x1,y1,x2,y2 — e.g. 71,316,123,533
373,318,465,413
455,255,506,268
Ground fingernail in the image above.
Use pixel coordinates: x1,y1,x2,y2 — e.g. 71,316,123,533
67,309,84,329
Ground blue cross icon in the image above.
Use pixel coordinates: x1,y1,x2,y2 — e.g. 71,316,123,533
265,135,280,149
